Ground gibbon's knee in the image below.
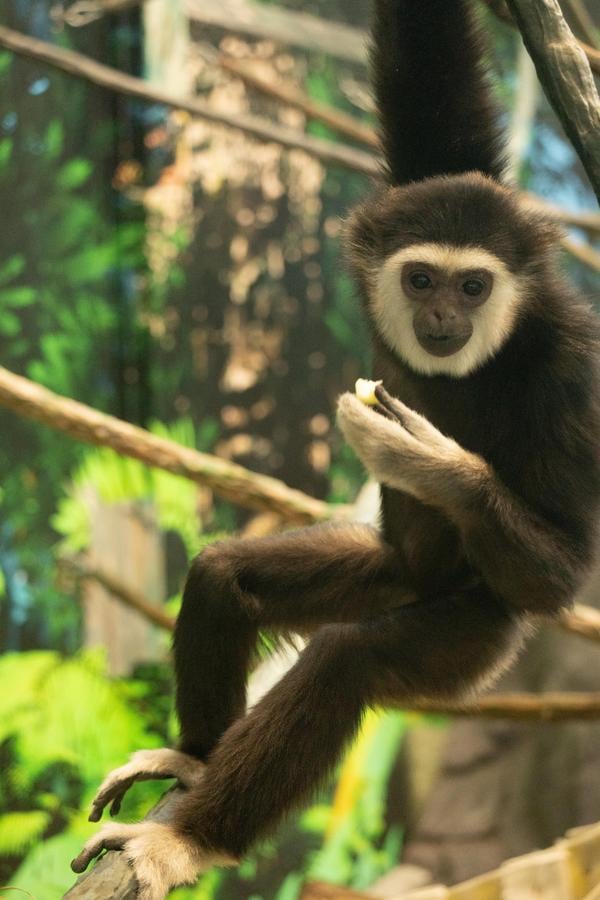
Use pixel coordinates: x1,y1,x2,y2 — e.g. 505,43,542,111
179,541,258,628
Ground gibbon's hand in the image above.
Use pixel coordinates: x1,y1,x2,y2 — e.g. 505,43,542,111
337,391,485,501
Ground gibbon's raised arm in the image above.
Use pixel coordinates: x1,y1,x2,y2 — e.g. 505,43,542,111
372,0,506,185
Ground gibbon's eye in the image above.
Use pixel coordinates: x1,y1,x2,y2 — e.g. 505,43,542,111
410,272,432,290
463,279,485,297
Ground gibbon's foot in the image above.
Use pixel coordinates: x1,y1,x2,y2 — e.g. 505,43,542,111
70,821,236,900
88,749,205,822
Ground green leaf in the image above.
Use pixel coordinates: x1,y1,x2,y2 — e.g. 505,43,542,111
0,51,13,76
0,138,13,168
0,312,21,336
0,810,50,855
0,286,36,308
56,159,93,190
0,254,25,285
45,120,64,159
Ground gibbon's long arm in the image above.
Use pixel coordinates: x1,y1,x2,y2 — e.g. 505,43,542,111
338,391,589,614
372,0,506,185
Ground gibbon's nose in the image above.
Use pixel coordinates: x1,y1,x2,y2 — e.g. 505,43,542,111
425,306,457,335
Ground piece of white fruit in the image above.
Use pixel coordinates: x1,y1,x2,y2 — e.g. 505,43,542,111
355,379,382,406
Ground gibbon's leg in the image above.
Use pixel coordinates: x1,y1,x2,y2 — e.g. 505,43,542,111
174,523,414,760
73,587,522,897
87,524,413,821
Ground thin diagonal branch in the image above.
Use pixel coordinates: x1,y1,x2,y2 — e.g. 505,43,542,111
218,55,378,148
61,558,175,631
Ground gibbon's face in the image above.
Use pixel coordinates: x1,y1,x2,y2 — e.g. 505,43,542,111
374,243,522,378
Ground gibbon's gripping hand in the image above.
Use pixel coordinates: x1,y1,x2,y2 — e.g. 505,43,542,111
88,748,205,822
337,389,487,505
71,821,236,900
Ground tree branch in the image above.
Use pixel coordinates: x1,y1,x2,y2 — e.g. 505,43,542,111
0,26,379,177
218,55,378,148
0,365,336,524
560,0,599,50
505,0,600,202
482,0,600,75
2,25,600,245
561,235,600,271
409,691,600,721
61,558,175,631
185,0,366,65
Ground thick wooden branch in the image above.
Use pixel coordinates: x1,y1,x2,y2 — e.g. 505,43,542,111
0,26,379,177
61,558,175,631
560,0,599,50
483,0,600,75
0,365,335,524
505,0,600,202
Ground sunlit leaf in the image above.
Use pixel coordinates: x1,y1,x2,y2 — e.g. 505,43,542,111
0,254,25,285
0,810,50,855
0,138,13,167
44,120,64,159
0,286,36,307
56,159,93,190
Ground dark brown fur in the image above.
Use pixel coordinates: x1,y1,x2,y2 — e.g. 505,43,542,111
74,0,600,884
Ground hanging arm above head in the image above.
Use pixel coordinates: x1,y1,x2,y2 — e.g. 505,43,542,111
371,0,507,186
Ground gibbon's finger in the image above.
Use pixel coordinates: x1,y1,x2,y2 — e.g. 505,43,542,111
89,748,205,822
71,822,136,872
373,385,409,425
374,385,454,449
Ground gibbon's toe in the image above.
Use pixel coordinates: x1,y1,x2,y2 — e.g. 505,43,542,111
89,748,205,822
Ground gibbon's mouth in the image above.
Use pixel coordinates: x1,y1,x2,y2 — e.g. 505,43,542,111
416,331,471,357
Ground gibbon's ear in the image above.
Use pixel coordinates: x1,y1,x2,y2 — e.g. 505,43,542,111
343,199,387,283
